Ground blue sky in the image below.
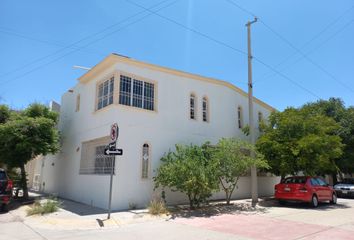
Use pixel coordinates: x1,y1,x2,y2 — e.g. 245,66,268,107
0,0,353,110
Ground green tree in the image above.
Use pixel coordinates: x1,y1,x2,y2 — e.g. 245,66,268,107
154,143,219,209
302,98,354,181
256,107,343,179
214,138,269,204
0,105,11,124
0,103,60,199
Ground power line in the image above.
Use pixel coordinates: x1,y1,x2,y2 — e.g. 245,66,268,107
259,19,354,93
0,0,179,86
127,0,322,99
253,57,321,99
224,0,354,93
0,0,175,82
257,6,354,79
257,18,354,84
0,29,106,58
126,0,248,56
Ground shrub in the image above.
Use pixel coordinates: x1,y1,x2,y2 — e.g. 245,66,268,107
27,198,61,216
154,143,219,209
148,199,167,215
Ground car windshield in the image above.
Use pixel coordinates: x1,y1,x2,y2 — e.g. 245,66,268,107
282,177,307,184
0,171,7,180
340,178,354,184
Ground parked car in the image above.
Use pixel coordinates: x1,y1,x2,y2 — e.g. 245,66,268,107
274,176,337,207
0,168,13,212
334,178,354,198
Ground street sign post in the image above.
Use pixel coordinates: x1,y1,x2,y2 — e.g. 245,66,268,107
104,123,123,220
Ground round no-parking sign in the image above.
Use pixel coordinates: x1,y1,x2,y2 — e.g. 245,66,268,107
110,123,119,141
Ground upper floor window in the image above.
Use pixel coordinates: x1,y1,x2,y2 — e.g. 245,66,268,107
202,97,208,122
97,77,114,110
142,143,149,179
258,111,263,123
237,106,243,129
119,75,155,111
76,94,80,112
190,94,196,120
119,75,131,106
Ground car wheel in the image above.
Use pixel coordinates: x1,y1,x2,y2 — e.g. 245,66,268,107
311,195,319,208
278,200,286,205
330,193,337,204
0,204,6,212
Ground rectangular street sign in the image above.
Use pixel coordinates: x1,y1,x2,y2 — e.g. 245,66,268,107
104,147,123,156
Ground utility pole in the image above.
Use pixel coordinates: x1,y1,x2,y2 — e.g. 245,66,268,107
246,17,258,207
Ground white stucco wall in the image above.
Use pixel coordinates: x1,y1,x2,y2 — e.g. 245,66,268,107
45,57,279,210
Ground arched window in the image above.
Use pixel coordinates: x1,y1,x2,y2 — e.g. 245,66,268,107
75,94,80,112
237,106,243,129
190,94,196,120
202,97,209,122
142,144,149,179
258,111,263,123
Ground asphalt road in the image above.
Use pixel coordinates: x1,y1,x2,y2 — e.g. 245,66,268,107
1,198,353,240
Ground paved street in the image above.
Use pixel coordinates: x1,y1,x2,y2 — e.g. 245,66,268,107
0,198,354,240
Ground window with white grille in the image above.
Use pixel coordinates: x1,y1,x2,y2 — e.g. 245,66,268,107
119,75,131,106
97,77,114,110
142,144,149,179
258,111,263,129
238,106,243,129
76,94,80,112
119,74,155,111
202,97,208,122
94,146,115,174
258,111,263,122
190,94,196,120
79,137,115,175
133,79,143,108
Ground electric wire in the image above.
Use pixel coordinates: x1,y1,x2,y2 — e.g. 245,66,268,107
225,0,354,93
0,0,177,82
0,0,179,86
127,0,322,99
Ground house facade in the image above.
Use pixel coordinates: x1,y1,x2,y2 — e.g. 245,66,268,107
41,53,279,210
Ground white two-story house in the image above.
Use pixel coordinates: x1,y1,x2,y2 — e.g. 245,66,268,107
41,53,279,210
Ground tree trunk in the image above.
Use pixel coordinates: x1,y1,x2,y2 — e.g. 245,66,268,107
332,172,338,185
20,163,29,199
280,174,285,183
225,190,230,205
187,194,194,209
226,195,231,205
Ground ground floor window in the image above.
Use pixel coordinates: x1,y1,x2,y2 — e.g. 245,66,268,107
79,136,115,175
142,143,149,179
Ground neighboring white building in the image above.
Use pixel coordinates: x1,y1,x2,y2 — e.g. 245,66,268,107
41,53,279,210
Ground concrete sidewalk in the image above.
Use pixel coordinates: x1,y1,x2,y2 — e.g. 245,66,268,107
1,196,353,240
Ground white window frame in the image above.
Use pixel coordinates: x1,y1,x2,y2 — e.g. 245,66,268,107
118,74,156,111
79,137,115,175
96,77,114,111
141,143,150,179
238,106,243,129
75,94,80,112
202,96,209,122
190,94,196,120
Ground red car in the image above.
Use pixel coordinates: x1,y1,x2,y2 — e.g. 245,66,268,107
274,176,337,207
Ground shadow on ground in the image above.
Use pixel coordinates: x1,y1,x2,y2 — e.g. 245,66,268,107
168,201,268,219
0,198,35,215
58,198,107,216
